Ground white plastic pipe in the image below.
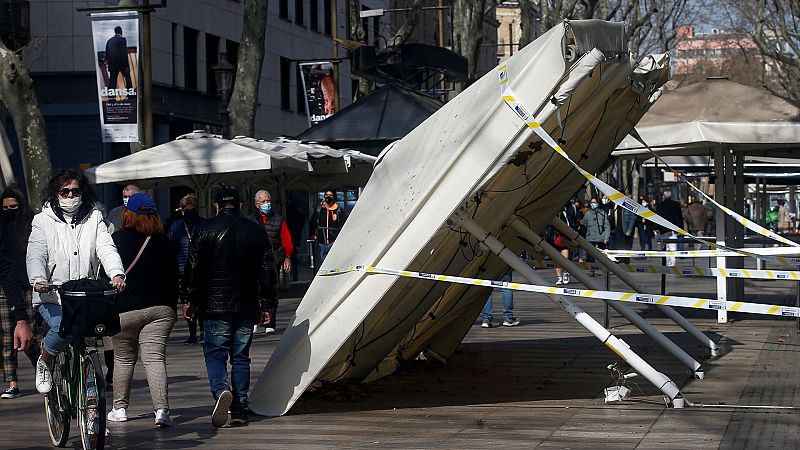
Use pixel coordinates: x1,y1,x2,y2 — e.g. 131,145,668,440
508,217,704,374
452,211,682,401
552,218,720,357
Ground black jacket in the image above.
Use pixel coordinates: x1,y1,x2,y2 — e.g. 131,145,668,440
656,199,684,232
112,230,179,314
0,216,25,322
310,202,346,245
184,208,277,317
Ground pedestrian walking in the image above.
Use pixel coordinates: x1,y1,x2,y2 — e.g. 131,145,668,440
105,193,179,427
310,190,346,266
581,197,610,275
182,185,277,427
480,269,519,327
167,194,205,345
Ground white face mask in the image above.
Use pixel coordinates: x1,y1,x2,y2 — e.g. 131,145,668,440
601,198,609,205
59,197,82,213
123,197,129,207
641,201,648,207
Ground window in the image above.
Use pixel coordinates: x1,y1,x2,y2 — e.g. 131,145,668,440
183,27,198,90
295,0,304,25
0,0,31,51
280,56,292,110
279,0,289,20
205,34,220,94
296,65,306,114
323,0,332,35
310,0,319,31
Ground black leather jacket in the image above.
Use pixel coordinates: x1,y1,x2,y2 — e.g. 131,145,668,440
184,208,277,316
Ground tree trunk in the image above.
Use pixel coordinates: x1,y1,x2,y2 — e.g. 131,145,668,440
452,0,488,81
228,0,268,138
517,0,538,49
0,40,51,210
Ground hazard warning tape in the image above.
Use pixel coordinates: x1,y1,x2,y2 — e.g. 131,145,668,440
605,249,800,265
528,259,800,280
321,265,800,317
496,65,790,265
628,130,800,249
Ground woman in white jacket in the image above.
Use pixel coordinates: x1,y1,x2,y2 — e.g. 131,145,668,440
27,169,126,395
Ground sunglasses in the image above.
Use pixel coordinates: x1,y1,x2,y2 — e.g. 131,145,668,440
57,188,82,197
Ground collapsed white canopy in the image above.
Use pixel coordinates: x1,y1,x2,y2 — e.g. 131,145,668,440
250,20,670,416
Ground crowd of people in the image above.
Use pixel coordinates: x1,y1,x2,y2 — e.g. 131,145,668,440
0,170,348,431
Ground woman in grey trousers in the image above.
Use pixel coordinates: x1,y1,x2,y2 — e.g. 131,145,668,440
106,193,179,427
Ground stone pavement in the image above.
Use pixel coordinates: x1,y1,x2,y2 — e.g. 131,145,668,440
1,269,799,449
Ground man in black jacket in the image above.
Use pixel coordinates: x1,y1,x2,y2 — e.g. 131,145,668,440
655,189,685,266
183,185,277,427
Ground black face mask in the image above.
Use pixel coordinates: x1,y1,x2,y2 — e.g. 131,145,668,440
324,196,334,204
183,209,200,223
2,209,17,221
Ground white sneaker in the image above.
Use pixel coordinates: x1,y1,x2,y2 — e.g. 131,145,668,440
35,356,53,394
155,409,172,427
562,272,570,284
253,325,259,333
264,327,276,335
107,407,128,422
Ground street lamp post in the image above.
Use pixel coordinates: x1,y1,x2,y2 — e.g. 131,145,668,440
212,52,235,138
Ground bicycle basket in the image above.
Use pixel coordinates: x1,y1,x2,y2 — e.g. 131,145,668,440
58,278,120,338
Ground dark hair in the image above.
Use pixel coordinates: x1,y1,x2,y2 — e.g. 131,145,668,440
1,185,34,250
122,209,164,236
114,26,122,34
213,184,240,208
42,169,97,208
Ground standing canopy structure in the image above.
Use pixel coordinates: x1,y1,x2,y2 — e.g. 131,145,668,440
614,78,800,157
250,20,673,416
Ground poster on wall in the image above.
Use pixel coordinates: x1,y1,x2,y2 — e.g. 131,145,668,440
91,11,139,143
299,61,336,127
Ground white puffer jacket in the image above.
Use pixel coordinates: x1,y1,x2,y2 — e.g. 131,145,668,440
26,203,125,306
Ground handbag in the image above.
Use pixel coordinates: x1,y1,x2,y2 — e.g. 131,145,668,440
58,236,151,338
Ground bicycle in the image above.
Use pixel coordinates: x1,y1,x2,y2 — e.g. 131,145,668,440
42,285,116,450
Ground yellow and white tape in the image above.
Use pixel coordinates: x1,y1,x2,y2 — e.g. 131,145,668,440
605,248,800,265
628,130,800,248
321,265,800,317
528,259,800,280
497,65,790,265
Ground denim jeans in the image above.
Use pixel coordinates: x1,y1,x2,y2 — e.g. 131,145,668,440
318,242,333,265
37,303,69,356
203,314,257,413
481,270,514,321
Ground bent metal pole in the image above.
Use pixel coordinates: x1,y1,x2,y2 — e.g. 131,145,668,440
552,218,719,357
507,217,704,376
451,210,683,403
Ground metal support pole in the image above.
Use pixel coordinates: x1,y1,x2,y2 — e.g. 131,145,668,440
508,218,704,375
141,0,153,149
715,147,728,323
331,0,340,112
452,211,683,402
553,218,719,357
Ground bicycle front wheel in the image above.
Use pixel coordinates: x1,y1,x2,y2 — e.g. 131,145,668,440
77,351,106,450
44,353,71,447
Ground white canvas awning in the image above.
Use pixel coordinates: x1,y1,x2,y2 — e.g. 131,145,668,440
249,19,671,417
614,78,800,158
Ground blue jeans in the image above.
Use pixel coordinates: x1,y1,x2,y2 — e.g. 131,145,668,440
38,303,69,356
203,314,257,413
482,271,514,321
318,242,333,265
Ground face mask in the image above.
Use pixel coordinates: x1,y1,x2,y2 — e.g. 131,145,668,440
601,198,609,205
59,197,82,213
260,202,272,215
641,201,648,207
123,197,129,207
183,209,199,223
590,203,598,209
2,209,17,221
324,196,334,204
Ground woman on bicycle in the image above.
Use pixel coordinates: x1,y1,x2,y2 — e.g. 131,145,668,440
106,192,178,427
27,169,126,395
